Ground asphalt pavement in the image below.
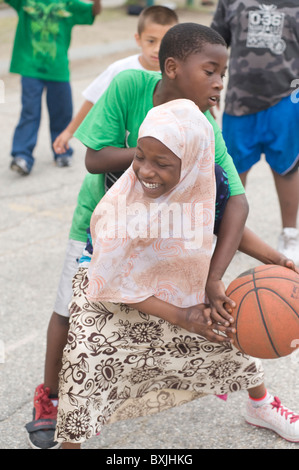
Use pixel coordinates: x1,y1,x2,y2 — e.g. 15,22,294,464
0,4,299,452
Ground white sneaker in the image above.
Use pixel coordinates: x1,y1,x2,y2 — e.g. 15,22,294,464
277,227,299,265
245,395,299,442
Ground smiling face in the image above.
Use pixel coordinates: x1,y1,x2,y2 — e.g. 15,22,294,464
135,21,176,71
133,136,181,198
167,43,228,113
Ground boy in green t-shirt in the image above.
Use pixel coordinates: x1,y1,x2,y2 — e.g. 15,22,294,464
25,7,178,450
6,0,101,175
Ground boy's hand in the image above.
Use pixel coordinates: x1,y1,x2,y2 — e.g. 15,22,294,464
53,129,72,154
92,0,102,16
205,278,236,328
277,256,299,275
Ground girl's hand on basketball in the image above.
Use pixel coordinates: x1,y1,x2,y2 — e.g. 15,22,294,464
205,278,236,328
182,304,233,343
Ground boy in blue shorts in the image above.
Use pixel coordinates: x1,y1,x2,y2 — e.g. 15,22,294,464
211,0,299,264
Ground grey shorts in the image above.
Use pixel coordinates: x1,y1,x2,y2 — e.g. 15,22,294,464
53,239,86,317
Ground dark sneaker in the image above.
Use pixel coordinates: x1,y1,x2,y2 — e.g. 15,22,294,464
25,384,60,449
10,157,30,175
56,155,72,167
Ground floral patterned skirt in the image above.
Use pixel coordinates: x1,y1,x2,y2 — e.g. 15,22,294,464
55,268,264,444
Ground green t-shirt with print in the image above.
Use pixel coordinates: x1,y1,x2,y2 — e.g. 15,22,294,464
70,69,244,243
5,0,94,81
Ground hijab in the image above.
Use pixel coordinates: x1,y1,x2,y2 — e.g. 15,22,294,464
87,99,216,308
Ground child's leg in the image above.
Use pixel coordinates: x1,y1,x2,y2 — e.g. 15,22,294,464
46,80,73,163
26,239,85,449
271,168,299,229
238,169,249,188
263,95,299,230
11,77,44,173
247,382,267,399
62,442,81,449
43,239,86,392
273,168,299,264
25,314,69,449
44,312,70,394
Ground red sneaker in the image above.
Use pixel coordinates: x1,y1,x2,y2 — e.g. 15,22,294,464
25,384,60,449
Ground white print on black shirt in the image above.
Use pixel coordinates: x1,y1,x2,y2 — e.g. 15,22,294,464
246,4,286,54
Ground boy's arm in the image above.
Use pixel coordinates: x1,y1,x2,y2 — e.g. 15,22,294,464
4,0,21,10
205,194,249,324
85,146,135,174
56,56,137,156
239,226,299,273
210,0,231,46
92,0,102,16
203,112,249,323
206,219,299,327
53,100,93,154
205,111,244,196
75,71,140,172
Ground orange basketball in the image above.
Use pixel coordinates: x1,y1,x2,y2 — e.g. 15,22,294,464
226,265,299,359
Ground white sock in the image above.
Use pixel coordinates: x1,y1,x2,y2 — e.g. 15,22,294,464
249,390,273,408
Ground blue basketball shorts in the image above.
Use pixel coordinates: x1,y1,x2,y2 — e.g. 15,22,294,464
222,95,299,175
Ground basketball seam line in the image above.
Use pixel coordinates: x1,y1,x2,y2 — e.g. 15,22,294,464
252,271,280,358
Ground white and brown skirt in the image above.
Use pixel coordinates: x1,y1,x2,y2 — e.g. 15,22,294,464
55,267,264,444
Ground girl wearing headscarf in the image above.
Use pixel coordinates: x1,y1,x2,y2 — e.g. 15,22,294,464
55,100,298,447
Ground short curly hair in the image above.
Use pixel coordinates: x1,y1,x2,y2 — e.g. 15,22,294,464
159,23,227,73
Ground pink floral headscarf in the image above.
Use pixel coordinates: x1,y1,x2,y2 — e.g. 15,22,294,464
87,99,216,308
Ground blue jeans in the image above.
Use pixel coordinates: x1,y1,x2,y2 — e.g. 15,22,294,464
11,77,73,171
